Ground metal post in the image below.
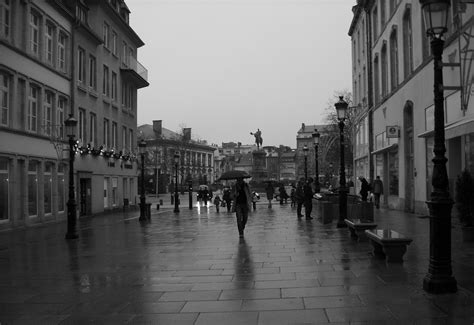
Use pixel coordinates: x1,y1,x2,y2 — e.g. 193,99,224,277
423,37,457,293
65,136,78,239
139,152,147,221
174,162,179,213
188,181,193,210
304,155,308,181
337,120,348,228
314,144,320,193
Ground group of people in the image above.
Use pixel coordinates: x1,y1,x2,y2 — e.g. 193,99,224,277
358,176,384,209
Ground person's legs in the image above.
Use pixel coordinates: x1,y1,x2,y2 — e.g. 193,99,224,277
242,205,249,229
374,194,380,208
297,202,303,217
304,200,313,219
236,205,244,236
268,199,272,208
253,202,256,211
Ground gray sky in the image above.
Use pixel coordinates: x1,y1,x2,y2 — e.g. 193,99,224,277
131,0,354,148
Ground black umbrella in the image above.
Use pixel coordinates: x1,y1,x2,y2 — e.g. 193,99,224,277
218,170,251,180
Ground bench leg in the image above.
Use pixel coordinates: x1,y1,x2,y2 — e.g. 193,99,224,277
383,245,407,263
370,240,385,259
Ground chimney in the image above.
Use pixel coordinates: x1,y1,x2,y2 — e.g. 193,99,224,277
301,123,305,131
183,128,191,141
153,120,162,135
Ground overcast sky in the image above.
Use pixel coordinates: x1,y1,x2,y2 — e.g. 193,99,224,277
131,0,354,148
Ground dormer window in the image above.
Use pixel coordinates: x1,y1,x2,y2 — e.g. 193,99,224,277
76,5,87,23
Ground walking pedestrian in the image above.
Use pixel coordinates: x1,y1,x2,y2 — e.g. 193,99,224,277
290,185,296,207
278,184,288,205
231,177,252,238
265,182,275,208
213,195,222,212
303,178,314,220
295,179,305,218
223,187,232,212
251,191,260,211
359,177,370,202
372,176,384,209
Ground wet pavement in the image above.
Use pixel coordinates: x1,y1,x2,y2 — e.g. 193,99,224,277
1,198,474,324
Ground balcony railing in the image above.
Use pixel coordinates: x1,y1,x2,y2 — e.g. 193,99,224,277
123,56,148,82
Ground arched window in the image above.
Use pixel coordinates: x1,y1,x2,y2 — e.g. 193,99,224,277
390,27,399,90
381,42,388,98
374,54,380,104
403,7,413,78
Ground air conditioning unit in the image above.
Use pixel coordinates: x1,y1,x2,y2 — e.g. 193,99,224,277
386,125,400,138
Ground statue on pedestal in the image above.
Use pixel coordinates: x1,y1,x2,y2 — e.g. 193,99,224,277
250,129,263,149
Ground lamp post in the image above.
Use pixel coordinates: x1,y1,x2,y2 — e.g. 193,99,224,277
188,179,193,210
420,0,457,293
335,96,348,228
303,145,309,181
65,114,78,239
312,129,320,193
174,151,180,213
138,139,147,221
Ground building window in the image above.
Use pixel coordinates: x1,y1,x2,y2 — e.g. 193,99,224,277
88,55,97,90
390,28,399,91
45,23,55,65
380,0,386,27
103,177,109,208
112,121,117,149
28,86,38,132
58,32,67,72
78,108,86,143
129,128,133,151
0,157,9,221
103,22,109,49
122,126,127,150
122,41,127,65
372,5,378,41
76,5,87,23
103,118,110,148
389,0,396,16
103,65,109,96
0,72,9,126
78,47,86,83
28,161,38,217
30,11,40,56
373,55,380,105
421,12,431,60
111,71,117,101
389,150,399,195
57,97,65,139
112,177,117,206
58,164,65,212
403,8,413,78
112,30,117,55
0,0,11,39
44,162,53,215
381,43,388,98
43,92,53,136
89,113,96,146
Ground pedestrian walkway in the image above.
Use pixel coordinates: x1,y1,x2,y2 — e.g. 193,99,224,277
0,200,473,324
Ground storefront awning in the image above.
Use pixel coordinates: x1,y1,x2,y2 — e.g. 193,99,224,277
371,143,398,155
417,118,474,139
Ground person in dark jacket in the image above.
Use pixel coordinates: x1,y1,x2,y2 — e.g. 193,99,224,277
372,176,384,208
231,177,252,237
303,178,314,220
295,179,305,218
359,177,370,201
265,182,275,208
222,187,232,212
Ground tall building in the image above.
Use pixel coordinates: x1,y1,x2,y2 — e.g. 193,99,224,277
0,0,148,231
349,0,473,213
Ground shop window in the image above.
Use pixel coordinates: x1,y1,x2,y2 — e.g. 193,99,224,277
0,157,9,221
112,177,117,206
58,164,65,212
388,150,399,195
44,163,53,215
28,161,38,217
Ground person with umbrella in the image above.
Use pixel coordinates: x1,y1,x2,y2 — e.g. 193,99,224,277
231,176,252,238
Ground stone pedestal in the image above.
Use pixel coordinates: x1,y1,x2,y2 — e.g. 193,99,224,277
252,150,267,182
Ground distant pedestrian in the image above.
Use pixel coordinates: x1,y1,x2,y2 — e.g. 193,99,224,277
372,176,384,209
231,177,252,238
303,178,314,220
251,191,260,211
290,185,296,207
295,179,305,218
223,187,232,212
265,182,275,208
279,185,288,205
359,177,370,202
213,195,222,212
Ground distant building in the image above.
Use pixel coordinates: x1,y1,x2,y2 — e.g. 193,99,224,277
138,120,216,192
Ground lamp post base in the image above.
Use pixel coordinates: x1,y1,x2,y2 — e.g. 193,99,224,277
423,274,457,294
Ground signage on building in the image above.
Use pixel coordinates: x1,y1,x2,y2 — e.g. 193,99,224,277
386,125,400,138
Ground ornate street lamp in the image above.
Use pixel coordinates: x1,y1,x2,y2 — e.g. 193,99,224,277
138,139,147,221
174,151,180,213
335,96,348,228
312,129,320,193
65,114,78,239
303,145,309,181
420,0,457,294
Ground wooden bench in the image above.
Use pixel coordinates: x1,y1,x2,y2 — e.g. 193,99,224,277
344,219,377,242
365,229,413,263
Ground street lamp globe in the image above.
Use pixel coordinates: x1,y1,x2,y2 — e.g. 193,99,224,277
335,96,349,121
138,139,147,154
302,145,309,156
420,0,450,38
312,130,320,145
65,114,77,138
174,152,180,164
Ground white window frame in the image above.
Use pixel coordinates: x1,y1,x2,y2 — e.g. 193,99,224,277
0,72,9,126
45,23,54,65
0,0,11,39
112,121,117,149
112,30,117,55
57,97,65,139
78,47,86,83
30,11,40,56
89,113,96,146
103,118,110,148
43,92,53,135
122,126,127,151
28,161,38,217
44,162,53,215
88,55,97,90
103,22,109,49
111,71,117,101
28,86,38,132
58,32,67,72
129,129,133,152
103,65,109,96
78,108,86,143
